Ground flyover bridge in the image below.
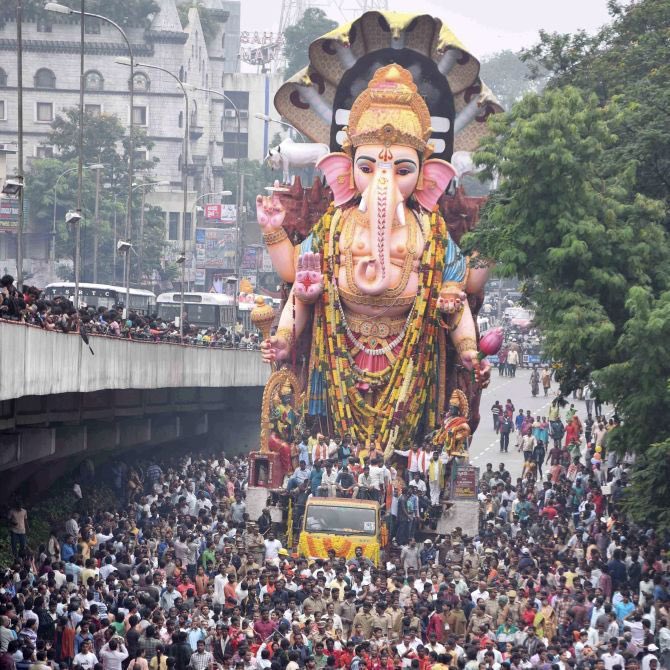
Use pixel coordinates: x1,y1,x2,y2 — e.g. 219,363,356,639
0,322,269,497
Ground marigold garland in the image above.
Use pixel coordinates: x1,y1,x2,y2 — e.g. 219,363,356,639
298,533,381,566
307,206,447,449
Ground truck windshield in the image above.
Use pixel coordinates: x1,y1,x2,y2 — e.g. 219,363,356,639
304,505,376,536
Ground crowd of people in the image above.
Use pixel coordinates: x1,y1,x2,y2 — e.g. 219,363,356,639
0,274,259,348
1,391,668,670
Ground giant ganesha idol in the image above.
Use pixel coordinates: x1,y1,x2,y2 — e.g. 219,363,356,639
255,12,502,455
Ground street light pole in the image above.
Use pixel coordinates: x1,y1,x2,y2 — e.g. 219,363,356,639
183,84,243,323
74,0,85,309
51,165,77,277
46,2,134,307
92,164,101,281
118,60,189,337
16,0,24,288
112,191,118,283
254,113,308,142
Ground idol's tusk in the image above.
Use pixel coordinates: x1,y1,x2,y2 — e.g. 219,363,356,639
395,202,406,226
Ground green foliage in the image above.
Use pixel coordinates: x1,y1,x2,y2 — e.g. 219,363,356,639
616,439,670,532
493,0,670,531
25,108,166,285
283,8,337,77
479,50,547,110
466,86,668,381
0,481,118,569
222,158,275,216
521,0,670,207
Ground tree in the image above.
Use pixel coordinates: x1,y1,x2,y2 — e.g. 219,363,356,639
26,109,166,285
462,85,670,530
479,50,547,110
521,0,670,207
283,8,337,77
501,0,670,529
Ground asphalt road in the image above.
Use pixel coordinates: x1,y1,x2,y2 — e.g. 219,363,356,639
468,368,590,480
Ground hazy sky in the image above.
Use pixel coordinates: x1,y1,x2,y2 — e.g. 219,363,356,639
242,0,614,59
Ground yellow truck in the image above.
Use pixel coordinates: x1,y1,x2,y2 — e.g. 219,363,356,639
297,497,383,566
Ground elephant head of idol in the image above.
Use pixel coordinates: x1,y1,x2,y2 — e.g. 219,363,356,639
317,65,456,296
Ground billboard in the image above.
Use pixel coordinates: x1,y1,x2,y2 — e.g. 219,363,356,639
240,246,261,271
203,203,237,225
0,198,19,229
195,227,237,269
450,464,480,500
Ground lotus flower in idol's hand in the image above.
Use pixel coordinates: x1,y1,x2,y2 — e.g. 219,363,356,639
478,327,504,357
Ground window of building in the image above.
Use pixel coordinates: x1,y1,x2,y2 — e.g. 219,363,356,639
84,70,104,91
36,102,54,123
0,69,7,87
223,131,248,159
84,17,101,34
168,212,180,240
36,20,52,32
223,90,249,112
131,73,149,92
134,149,148,163
190,101,198,126
36,146,54,159
85,103,102,116
179,66,185,82
132,105,148,126
183,212,192,240
178,111,183,128
34,68,56,89
221,33,225,49
0,101,5,121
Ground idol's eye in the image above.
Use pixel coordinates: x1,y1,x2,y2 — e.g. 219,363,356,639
357,163,373,174
396,168,412,176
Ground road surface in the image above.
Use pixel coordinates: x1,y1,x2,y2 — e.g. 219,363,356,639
468,368,591,480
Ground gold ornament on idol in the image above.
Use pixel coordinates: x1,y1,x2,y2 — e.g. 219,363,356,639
455,337,477,354
342,64,434,160
262,228,288,246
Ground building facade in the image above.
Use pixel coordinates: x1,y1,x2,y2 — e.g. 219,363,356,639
0,0,284,288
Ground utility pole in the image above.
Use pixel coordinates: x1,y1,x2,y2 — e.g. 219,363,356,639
112,191,118,283
92,164,101,282
74,0,85,307
138,188,145,285
16,0,24,287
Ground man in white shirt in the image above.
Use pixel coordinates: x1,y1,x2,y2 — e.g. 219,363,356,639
213,565,228,606
99,639,129,670
65,514,80,539
471,581,490,603
368,460,386,501
73,639,99,670
602,640,625,670
393,444,428,478
263,532,282,564
320,464,338,497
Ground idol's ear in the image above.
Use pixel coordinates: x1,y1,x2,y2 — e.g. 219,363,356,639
317,152,356,206
415,158,457,211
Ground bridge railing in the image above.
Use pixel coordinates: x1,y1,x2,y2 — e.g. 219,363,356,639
0,320,270,402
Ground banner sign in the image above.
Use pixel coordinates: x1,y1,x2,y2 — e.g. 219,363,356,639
450,464,479,500
195,227,237,269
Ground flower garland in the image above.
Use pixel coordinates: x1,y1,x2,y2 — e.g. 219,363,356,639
298,533,381,565
307,206,447,448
